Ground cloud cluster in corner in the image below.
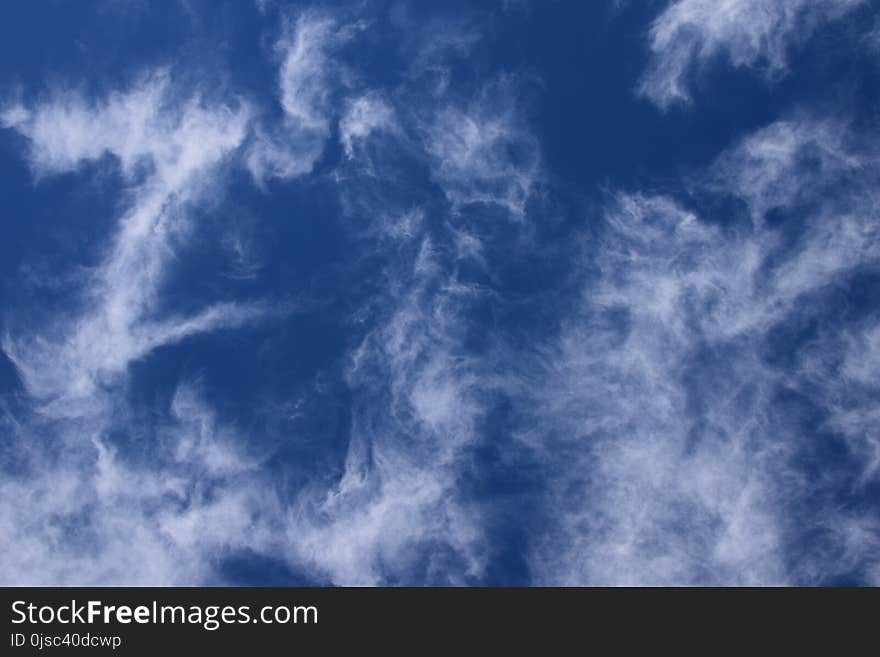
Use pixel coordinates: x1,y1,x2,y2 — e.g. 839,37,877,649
639,0,865,108
0,382,278,585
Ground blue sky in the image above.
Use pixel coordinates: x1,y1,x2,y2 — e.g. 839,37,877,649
1,0,879,586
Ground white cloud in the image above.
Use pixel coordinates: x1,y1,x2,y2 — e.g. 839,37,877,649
0,72,284,584
523,193,787,584
276,14,338,131
639,0,864,109
2,72,262,411
524,114,880,584
793,320,880,489
0,6,501,585
0,384,278,585
246,12,359,183
707,118,867,223
284,229,489,585
1,71,250,184
425,82,540,218
339,93,396,158
296,54,545,583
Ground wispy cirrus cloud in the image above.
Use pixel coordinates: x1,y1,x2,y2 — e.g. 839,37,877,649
0,382,278,585
0,2,529,585
2,71,260,411
2,1,878,588
0,68,282,584
425,80,541,219
280,47,548,583
339,93,396,159
519,193,788,585
639,0,865,109
522,113,880,585
283,225,492,584
706,117,870,224
246,11,363,183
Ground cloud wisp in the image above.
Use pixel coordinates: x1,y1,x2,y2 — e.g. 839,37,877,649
2,72,262,412
246,11,364,183
639,0,865,109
